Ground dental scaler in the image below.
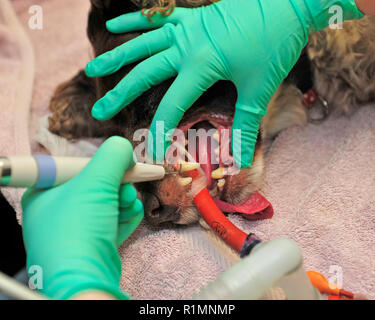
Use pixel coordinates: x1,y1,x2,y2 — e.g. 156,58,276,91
0,156,199,189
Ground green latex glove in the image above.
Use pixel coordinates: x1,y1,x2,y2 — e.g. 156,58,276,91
85,0,363,168
21,137,144,300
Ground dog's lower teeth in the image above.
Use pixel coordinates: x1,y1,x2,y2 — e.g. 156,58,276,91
211,167,226,179
218,178,225,190
178,177,193,186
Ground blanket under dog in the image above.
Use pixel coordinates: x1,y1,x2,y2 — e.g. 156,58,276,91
0,0,34,217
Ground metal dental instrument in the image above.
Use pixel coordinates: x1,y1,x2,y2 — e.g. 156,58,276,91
0,156,199,189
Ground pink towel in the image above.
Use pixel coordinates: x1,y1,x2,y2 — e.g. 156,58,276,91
8,0,375,299
119,107,375,299
0,0,34,217
6,0,91,221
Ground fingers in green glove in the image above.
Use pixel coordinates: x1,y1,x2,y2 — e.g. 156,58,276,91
85,23,175,78
231,104,264,169
91,48,179,120
76,136,135,188
147,70,217,162
118,199,144,246
119,184,137,208
119,198,144,222
117,184,144,246
21,188,40,207
21,136,140,300
106,9,186,34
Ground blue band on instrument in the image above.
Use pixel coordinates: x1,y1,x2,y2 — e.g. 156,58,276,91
34,155,57,188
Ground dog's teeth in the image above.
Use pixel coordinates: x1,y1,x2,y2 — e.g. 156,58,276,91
211,167,226,179
180,161,200,173
209,120,219,128
214,147,220,156
185,139,188,146
218,179,225,191
178,177,193,186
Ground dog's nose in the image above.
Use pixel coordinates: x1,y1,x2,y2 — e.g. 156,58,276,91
142,192,180,225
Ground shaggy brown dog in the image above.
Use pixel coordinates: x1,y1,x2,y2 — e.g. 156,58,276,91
265,14,375,142
47,0,375,226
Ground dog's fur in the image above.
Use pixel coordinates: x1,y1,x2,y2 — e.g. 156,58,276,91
47,0,375,226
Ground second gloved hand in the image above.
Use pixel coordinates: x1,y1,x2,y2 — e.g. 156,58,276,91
85,0,363,168
22,137,144,300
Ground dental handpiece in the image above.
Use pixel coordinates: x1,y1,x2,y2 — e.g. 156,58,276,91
0,156,199,189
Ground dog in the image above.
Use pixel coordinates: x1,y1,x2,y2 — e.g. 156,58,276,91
47,0,375,226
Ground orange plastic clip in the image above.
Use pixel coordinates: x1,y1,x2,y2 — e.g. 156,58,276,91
307,270,354,299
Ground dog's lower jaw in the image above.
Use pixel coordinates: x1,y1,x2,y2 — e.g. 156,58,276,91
221,150,265,205
169,150,265,226
175,207,200,225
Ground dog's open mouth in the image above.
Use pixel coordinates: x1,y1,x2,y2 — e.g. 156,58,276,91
166,112,234,191
165,111,274,220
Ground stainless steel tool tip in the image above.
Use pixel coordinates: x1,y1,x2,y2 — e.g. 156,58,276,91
164,162,200,174
0,158,11,186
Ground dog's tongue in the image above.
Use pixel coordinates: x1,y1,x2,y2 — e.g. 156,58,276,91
192,121,273,220
214,192,274,220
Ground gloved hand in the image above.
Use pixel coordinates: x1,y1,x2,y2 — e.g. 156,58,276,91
85,0,363,168
21,137,144,300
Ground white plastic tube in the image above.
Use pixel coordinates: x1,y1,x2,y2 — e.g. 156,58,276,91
0,156,166,188
0,272,47,300
193,238,320,300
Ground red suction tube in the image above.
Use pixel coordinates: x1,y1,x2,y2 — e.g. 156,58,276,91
193,176,360,298
193,187,261,257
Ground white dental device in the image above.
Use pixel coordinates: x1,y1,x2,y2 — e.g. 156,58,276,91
0,156,198,189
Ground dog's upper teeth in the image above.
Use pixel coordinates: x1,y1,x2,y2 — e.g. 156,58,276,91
211,114,228,121
179,161,200,173
178,177,193,186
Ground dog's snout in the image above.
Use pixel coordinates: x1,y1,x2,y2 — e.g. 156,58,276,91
143,192,179,225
